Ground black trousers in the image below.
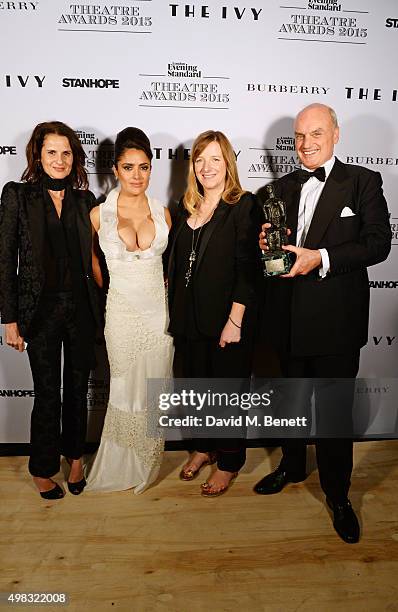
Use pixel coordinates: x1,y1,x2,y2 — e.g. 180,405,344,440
278,351,360,502
26,293,91,478
181,336,254,473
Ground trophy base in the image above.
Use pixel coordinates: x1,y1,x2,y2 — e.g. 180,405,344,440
262,250,295,277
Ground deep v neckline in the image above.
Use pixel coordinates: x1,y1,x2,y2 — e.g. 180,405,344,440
116,196,156,254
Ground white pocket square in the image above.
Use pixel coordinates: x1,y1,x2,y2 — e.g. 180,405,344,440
340,206,355,217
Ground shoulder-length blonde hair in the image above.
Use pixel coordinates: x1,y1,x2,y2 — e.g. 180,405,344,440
184,130,245,215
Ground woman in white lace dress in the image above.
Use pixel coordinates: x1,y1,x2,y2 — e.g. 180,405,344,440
86,127,173,493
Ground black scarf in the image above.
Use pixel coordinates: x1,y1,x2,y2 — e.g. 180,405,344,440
41,173,70,191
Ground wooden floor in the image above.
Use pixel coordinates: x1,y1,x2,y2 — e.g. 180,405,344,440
1,441,398,612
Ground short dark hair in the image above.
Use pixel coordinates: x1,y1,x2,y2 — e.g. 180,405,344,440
114,127,153,166
21,121,88,189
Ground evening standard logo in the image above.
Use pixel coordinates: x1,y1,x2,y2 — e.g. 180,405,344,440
139,61,230,110
62,77,119,89
57,3,152,32
0,389,34,397
247,136,299,181
168,62,201,78
345,86,398,102
369,281,398,289
307,0,342,10
247,83,330,95
169,4,262,21
77,130,99,146
274,136,295,152
278,1,369,44
76,130,114,174
0,145,17,155
0,2,39,10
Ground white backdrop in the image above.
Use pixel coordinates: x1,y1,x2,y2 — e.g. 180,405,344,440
0,0,397,442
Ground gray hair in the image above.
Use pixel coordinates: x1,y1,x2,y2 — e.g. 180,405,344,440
328,106,339,128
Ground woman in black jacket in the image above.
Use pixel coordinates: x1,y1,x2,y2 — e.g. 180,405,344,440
0,122,99,499
168,130,261,496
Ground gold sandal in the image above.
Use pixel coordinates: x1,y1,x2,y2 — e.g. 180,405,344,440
179,452,216,481
201,472,238,497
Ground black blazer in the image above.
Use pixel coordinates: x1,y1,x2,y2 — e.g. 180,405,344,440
0,181,100,338
263,158,391,356
168,192,263,338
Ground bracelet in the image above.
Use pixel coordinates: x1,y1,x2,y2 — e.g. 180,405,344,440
228,316,241,329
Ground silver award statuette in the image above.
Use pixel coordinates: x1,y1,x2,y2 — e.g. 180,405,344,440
261,184,294,277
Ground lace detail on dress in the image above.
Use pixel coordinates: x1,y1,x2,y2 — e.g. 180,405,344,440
86,187,173,492
105,287,172,377
102,403,164,469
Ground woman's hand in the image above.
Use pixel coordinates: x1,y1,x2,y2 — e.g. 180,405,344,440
219,318,241,348
5,322,25,352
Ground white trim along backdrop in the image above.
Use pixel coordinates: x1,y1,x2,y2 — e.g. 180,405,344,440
0,0,397,442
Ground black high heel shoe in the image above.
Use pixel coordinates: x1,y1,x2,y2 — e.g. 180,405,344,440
40,482,65,500
67,477,86,495
66,458,87,495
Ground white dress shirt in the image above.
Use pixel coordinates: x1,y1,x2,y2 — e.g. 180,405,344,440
296,155,335,277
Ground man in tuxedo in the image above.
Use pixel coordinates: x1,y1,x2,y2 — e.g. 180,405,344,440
254,103,391,543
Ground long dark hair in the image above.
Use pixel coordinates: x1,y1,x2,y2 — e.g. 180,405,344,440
21,121,88,189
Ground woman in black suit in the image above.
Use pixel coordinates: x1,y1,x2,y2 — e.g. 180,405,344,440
168,130,261,496
0,122,99,499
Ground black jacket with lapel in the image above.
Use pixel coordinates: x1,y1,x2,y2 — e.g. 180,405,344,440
264,159,391,356
0,181,100,338
168,192,263,338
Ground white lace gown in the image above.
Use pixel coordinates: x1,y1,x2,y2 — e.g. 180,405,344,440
86,187,173,493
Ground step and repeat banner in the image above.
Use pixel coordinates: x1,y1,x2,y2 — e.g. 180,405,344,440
0,0,397,442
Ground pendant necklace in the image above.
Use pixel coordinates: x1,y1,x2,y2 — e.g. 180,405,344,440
185,205,216,287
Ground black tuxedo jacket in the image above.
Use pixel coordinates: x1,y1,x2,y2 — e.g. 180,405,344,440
0,181,100,338
264,158,391,356
168,192,263,338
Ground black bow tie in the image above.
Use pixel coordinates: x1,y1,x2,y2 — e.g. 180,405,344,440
296,167,326,184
